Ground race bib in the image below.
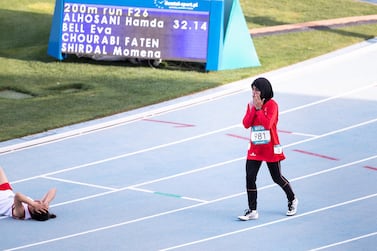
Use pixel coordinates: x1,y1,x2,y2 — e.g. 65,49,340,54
251,126,271,145
274,144,283,154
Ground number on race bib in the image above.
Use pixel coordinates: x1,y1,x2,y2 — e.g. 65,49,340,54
251,126,271,145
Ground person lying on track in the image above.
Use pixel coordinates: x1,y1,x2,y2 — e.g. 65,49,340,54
0,166,57,221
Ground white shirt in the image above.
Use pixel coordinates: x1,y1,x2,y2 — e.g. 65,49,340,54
0,189,32,219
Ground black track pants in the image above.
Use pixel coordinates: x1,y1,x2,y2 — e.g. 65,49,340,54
246,159,295,210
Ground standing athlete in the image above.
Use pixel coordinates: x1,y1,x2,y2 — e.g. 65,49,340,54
238,77,298,220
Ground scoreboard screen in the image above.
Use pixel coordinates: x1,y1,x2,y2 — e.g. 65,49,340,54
61,2,210,62
49,0,260,71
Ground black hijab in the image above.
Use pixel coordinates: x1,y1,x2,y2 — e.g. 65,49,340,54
251,77,274,104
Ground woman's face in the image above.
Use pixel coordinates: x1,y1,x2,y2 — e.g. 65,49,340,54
252,86,261,97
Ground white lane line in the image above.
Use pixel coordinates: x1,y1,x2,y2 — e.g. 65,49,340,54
181,196,209,203
309,231,377,251
283,118,377,148
289,155,377,182
42,176,118,191
50,190,117,208
280,82,376,115
159,193,377,251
